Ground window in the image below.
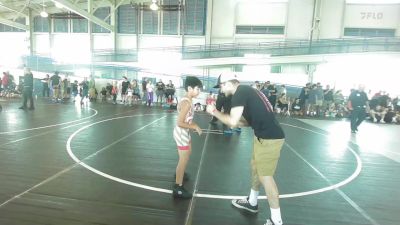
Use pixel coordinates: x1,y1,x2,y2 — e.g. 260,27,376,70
236,26,285,35
53,18,68,33
118,4,137,34
344,28,395,37
270,65,282,73
92,7,111,33
184,0,206,35
34,16,49,32
0,18,26,32
162,0,179,35
142,10,158,34
72,18,88,33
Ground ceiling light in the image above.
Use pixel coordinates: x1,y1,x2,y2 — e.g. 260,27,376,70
40,10,48,17
150,0,159,10
40,0,48,17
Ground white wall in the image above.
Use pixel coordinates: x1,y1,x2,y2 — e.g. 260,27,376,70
235,2,287,26
344,4,400,29
52,34,90,63
210,0,236,43
286,0,314,39
234,1,288,42
319,0,345,39
139,35,182,48
0,32,27,67
116,34,137,50
93,34,113,50
34,33,51,55
183,36,206,46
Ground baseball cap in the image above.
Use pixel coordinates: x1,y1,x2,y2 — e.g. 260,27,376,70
213,72,240,88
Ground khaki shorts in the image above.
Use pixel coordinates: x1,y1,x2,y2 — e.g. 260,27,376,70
252,137,284,176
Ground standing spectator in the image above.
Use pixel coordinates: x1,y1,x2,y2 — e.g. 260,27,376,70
156,79,165,104
315,84,324,116
62,77,70,100
1,72,9,97
348,84,369,133
106,82,113,98
299,83,311,116
111,82,118,104
260,81,270,98
80,77,89,105
71,80,78,102
121,76,130,104
276,84,287,96
165,80,176,102
100,87,107,102
307,84,317,116
19,68,34,110
89,76,96,102
323,85,334,113
146,80,154,107
206,72,285,225
131,80,141,104
42,74,50,97
267,83,277,110
141,79,148,104
50,71,61,102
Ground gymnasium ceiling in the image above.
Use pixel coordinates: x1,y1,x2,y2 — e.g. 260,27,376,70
0,0,150,20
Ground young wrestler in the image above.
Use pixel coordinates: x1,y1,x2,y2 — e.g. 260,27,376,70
173,76,203,199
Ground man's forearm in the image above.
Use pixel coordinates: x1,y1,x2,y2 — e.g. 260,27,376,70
212,110,237,127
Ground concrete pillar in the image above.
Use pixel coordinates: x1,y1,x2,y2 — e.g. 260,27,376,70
88,0,94,58
205,0,213,46
26,9,34,56
110,0,117,54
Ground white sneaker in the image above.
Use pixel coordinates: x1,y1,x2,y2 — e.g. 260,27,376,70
264,218,282,225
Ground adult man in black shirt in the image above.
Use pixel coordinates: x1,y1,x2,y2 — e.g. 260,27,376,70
19,68,34,110
50,71,61,102
348,84,369,133
209,88,233,133
206,72,285,225
121,76,130,104
155,79,165,104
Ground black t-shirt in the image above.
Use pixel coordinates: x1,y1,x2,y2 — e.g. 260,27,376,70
71,83,78,92
142,81,147,91
349,90,368,108
50,75,60,86
156,82,165,91
122,80,129,90
23,73,33,87
324,89,334,101
231,85,285,139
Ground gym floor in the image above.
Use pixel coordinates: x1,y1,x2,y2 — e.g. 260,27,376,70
0,98,399,225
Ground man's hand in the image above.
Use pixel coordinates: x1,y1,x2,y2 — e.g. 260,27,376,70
206,104,216,115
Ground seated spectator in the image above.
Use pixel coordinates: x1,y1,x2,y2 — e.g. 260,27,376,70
291,98,302,116
370,105,387,123
395,110,400,124
277,93,290,116
384,108,396,123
